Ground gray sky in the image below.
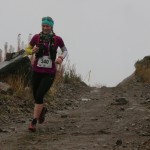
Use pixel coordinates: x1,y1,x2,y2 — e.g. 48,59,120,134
0,0,150,87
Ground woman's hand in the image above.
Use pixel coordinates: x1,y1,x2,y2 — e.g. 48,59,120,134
55,56,63,64
32,46,39,54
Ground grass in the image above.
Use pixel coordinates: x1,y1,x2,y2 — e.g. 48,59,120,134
48,62,83,97
63,63,82,84
3,74,26,92
3,60,83,93
0,60,83,114
135,56,150,82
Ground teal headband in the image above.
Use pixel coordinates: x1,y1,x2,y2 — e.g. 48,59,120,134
42,16,54,27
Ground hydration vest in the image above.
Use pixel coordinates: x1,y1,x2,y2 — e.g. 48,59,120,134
35,32,57,61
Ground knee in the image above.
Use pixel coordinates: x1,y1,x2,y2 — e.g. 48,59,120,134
35,99,43,104
34,94,43,104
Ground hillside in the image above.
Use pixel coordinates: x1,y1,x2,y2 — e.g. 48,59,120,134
0,56,150,150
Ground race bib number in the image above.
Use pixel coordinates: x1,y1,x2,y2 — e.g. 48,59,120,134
37,56,52,68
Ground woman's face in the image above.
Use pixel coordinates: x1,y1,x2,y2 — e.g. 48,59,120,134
42,24,52,34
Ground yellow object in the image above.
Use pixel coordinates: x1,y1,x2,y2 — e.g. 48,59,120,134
25,44,33,55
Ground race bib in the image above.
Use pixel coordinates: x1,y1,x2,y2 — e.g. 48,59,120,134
37,56,52,68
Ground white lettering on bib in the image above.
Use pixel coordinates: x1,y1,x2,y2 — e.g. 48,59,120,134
37,56,52,68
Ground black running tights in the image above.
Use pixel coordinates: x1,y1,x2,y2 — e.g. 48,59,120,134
32,71,55,104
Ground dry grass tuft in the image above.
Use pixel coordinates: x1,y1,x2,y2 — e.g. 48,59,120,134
1,61,84,113
48,62,82,98
63,63,82,84
135,56,150,82
49,64,64,97
3,73,27,93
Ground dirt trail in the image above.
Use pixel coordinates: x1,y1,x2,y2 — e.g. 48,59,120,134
0,81,150,150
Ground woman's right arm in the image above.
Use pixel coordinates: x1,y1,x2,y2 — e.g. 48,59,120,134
25,34,39,55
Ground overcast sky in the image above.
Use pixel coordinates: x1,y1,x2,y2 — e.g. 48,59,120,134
0,0,150,87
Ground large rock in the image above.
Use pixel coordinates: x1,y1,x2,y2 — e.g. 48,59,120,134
0,50,32,86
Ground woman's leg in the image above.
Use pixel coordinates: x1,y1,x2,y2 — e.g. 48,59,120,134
34,74,55,105
29,73,55,131
29,72,43,131
33,104,44,119
32,72,43,120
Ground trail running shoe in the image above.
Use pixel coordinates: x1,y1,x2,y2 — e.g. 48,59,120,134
38,107,48,124
28,123,36,132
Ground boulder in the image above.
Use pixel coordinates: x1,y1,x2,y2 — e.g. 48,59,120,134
0,50,32,86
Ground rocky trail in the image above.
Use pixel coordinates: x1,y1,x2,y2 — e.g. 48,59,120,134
0,75,150,150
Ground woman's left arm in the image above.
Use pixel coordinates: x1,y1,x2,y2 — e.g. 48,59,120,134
55,46,68,64
60,46,68,59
